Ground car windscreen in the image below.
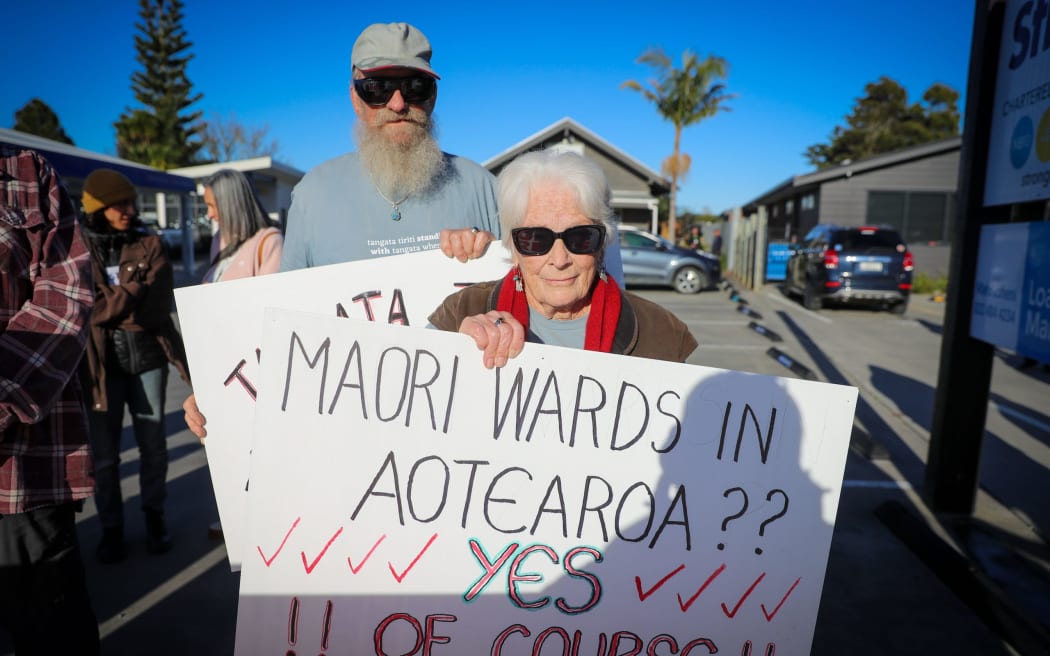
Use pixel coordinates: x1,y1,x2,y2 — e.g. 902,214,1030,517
832,231,903,253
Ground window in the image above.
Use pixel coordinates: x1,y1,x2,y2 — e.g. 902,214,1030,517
785,199,795,215
867,191,953,243
801,194,815,211
621,231,658,249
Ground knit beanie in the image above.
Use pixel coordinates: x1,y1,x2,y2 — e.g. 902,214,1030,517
82,169,137,214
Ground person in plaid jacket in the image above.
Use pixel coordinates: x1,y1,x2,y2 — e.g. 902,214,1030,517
0,145,99,654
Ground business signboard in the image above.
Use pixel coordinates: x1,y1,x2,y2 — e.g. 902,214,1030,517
985,0,1050,206
971,221,1050,363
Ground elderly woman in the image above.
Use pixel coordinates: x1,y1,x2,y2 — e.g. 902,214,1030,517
429,149,696,366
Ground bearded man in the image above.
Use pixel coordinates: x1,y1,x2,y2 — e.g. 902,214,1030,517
279,22,499,271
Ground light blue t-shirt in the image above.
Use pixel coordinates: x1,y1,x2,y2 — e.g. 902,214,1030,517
527,309,587,349
280,151,501,271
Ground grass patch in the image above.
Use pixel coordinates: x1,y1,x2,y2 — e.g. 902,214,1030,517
912,271,948,295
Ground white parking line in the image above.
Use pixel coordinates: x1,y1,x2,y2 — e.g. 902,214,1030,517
688,320,751,326
765,291,833,323
996,404,1050,434
97,545,228,639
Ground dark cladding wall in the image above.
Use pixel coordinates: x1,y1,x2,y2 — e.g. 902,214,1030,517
817,150,960,227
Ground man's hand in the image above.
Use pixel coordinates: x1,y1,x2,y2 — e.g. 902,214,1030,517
440,227,494,262
458,312,525,369
183,394,207,442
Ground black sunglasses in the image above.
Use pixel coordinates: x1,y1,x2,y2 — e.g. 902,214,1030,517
511,225,606,256
353,76,436,107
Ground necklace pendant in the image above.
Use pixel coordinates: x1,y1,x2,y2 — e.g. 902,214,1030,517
391,207,402,221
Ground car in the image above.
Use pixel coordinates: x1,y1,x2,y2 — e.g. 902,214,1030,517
153,215,214,256
784,224,913,314
617,224,721,294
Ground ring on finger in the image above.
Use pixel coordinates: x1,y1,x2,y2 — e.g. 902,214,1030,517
494,317,504,327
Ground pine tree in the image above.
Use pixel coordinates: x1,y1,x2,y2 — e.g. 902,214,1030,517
804,77,961,170
114,0,204,168
13,99,75,145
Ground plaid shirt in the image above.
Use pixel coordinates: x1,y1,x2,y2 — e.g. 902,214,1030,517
0,145,94,514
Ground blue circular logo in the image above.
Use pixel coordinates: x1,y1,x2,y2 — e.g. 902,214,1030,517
1011,116,1034,169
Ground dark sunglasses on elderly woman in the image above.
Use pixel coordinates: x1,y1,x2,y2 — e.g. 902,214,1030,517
353,76,437,107
511,225,606,256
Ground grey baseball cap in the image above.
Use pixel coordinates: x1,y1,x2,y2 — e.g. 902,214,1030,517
351,22,440,79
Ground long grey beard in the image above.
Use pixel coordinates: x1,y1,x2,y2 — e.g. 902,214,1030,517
355,116,447,200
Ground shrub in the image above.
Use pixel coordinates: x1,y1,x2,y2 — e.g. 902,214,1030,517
912,271,948,294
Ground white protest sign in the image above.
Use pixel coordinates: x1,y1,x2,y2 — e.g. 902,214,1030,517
174,248,512,569
234,307,858,655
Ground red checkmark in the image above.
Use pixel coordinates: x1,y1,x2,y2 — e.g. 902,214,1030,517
347,534,386,574
388,533,438,583
676,563,727,612
761,577,802,622
721,572,766,618
300,526,344,574
635,564,686,602
256,516,301,567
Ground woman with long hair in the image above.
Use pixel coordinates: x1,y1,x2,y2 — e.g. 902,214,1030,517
186,169,283,540
201,169,283,282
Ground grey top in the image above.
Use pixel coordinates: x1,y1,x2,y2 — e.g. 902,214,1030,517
528,308,587,349
280,151,501,271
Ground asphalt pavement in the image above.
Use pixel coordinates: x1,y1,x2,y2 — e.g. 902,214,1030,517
2,266,1048,655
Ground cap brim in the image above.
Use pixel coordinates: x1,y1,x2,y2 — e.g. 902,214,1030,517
356,60,439,79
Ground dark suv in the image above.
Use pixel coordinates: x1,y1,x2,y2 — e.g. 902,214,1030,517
785,224,913,314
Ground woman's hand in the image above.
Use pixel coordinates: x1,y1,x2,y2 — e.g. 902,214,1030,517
458,312,525,369
183,393,207,442
440,227,493,262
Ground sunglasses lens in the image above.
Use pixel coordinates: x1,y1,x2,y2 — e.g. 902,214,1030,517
563,226,604,254
512,225,604,256
355,79,391,105
512,228,555,256
402,77,435,103
355,77,435,106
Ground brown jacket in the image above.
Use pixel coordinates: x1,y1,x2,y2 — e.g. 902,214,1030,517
84,226,189,411
428,278,698,363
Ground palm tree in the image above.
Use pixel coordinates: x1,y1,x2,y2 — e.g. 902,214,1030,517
623,49,732,242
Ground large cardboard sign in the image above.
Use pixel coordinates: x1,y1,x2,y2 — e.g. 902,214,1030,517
233,307,858,655
174,248,512,569
985,0,1050,205
971,221,1050,363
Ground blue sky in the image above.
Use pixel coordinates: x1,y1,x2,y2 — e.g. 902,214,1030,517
5,1,973,213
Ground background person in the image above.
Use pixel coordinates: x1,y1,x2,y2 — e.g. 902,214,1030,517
81,168,190,563
201,168,283,282
189,168,283,538
429,149,697,367
0,146,100,654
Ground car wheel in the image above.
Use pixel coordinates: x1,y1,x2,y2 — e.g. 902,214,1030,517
673,266,707,294
889,300,908,315
802,282,822,310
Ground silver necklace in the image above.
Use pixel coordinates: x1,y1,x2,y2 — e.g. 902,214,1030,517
372,181,408,222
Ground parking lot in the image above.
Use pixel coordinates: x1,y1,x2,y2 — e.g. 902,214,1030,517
4,279,1047,655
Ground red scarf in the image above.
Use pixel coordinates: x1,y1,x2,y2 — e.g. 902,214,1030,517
495,268,622,352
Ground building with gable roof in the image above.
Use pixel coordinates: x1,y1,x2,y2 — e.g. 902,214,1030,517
483,117,671,234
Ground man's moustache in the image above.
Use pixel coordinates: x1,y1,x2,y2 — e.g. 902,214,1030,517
374,110,428,127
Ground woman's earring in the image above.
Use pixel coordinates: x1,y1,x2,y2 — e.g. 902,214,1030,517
514,269,523,292
599,266,608,283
